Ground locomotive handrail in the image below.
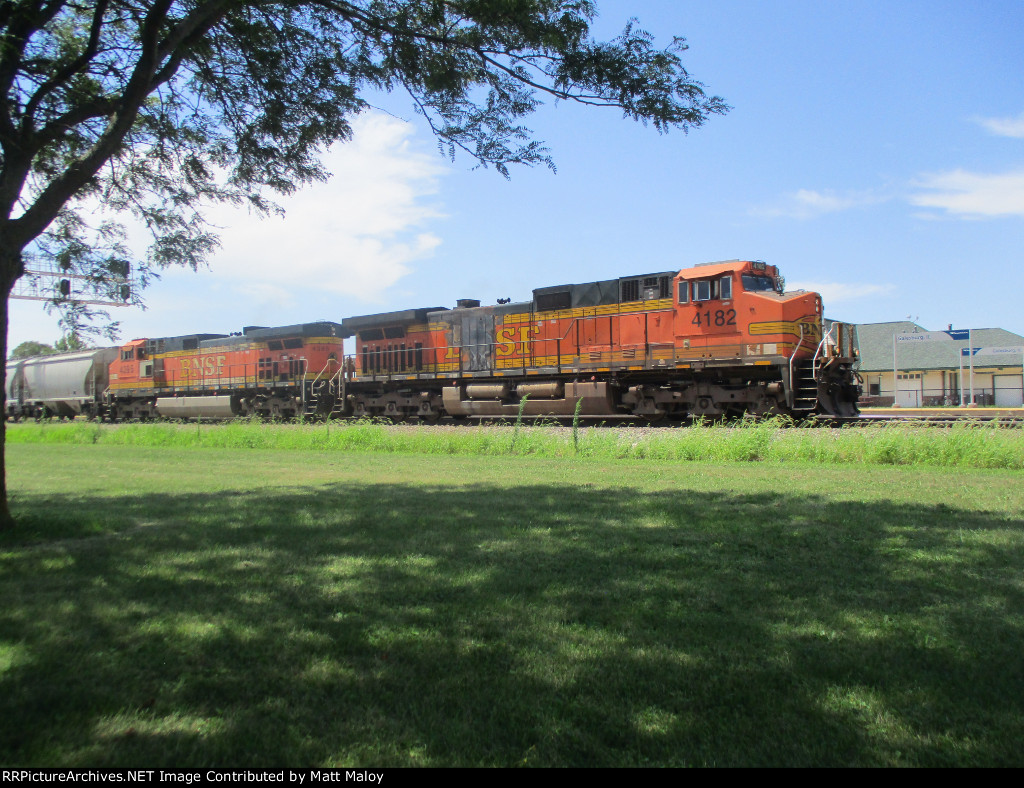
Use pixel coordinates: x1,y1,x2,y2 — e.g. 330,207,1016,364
812,322,839,372
305,357,329,390
298,358,310,408
788,323,808,408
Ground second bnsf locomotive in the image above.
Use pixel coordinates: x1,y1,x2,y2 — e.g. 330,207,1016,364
337,259,860,420
104,322,345,420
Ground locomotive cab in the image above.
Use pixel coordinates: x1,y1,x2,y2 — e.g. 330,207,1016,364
669,259,856,416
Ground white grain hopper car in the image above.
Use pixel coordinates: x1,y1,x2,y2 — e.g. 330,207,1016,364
5,348,119,420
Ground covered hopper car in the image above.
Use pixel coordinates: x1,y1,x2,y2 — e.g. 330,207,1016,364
6,347,118,420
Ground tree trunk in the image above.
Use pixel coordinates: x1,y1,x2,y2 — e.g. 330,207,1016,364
0,249,20,531
0,276,12,530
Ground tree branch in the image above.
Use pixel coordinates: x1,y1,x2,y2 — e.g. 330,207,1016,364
22,0,111,123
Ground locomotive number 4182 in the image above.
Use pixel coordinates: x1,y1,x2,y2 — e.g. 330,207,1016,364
692,309,737,327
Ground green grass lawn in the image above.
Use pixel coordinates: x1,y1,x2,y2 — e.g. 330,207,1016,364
2,440,1023,766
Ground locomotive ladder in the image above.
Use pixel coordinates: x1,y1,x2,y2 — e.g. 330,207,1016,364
301,361,347,418
791,360,819,412
788,323,819,412
791,322,848,414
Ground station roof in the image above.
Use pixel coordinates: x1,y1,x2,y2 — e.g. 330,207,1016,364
857,321,1024,371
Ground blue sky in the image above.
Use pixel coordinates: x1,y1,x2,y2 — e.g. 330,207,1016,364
9,0,1024,351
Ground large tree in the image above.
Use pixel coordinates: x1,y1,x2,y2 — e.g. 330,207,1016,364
8,339,55,358
0,0,728,527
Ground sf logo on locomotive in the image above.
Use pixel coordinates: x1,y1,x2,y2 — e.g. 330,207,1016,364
495,326,539,356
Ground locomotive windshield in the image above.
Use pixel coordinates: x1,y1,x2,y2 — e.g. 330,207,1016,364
742,274,778,293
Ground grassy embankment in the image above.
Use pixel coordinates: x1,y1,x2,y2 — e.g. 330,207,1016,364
2,420,1023,766
7,416,1024,468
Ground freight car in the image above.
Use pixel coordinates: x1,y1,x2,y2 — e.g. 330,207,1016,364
335,259,861,420
5,347,119,420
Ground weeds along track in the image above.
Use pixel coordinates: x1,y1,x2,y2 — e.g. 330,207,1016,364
10,414,1024,470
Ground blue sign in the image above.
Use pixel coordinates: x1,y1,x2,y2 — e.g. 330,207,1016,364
946,329,971,341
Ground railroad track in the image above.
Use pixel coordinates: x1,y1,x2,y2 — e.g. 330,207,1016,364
14,408,1023,428
413,411,1024,428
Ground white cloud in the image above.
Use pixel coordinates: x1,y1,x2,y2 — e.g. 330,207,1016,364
7,111,449,349
788,282,896,304
751,189,886,220
975,111,1024,138
910,169,1024,218
202,111,447,301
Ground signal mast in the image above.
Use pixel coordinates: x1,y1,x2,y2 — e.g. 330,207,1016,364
9,257,134,307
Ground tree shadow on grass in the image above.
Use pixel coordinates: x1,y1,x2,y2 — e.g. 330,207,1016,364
1,482,1022,766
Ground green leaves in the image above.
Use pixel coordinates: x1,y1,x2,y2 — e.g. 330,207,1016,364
0,1,728,304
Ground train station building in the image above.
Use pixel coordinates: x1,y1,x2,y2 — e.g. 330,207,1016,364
855,321,1024,407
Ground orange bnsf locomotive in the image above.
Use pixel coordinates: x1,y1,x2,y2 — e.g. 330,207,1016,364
105,322,345,420
337,259,861,420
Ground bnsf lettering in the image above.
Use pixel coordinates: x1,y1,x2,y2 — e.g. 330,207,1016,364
179,354,227,379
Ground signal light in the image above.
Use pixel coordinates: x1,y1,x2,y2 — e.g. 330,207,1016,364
59,279,71,297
